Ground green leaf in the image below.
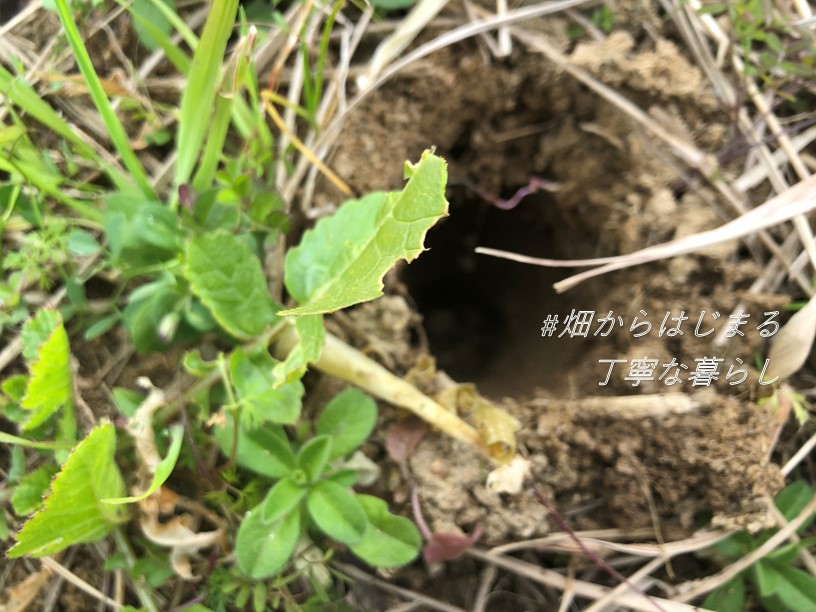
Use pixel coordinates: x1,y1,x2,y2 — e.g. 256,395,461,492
104,194,183,268
316,389,377,459
370,0,417,9
235,506,300,579
753,559,778,596
11,463,59,516
112,388,145,418
103,424,183,504
130,0,175,51
775,481,814,524
306,480,368,545
213,416,295,478
296,435,332,483
702,577,745,612
185,231,279,339
350,494,421,568
229,347,303,426
272,315,324,386
21,319,72,431
760,561,816,609
260,478,307,523
67,229,101,256
8,424,129,558
281,151,448,316
21,308,62,362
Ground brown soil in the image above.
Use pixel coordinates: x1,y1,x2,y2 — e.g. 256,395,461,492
321,26,788,553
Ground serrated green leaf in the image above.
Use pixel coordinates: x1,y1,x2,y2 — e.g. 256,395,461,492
21,320,72,431
703,577,745,612
235,506,300,579
103,424,183,504
306,480,368,545
185,231,279,339
213,415,295,478
349,494,421,568
281,151,448,316
21,308,62,362
8,424,129,558
316,389,377,459
260,478,307,523
272,315,324,386
230,347,303,426
11,463,59,516
296,435,332,483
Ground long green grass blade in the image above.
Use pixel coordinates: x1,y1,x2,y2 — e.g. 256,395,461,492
174,0,239,190
53,0,155,199
0,66,132,192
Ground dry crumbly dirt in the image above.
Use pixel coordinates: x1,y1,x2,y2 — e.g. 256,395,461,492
318,19,789,553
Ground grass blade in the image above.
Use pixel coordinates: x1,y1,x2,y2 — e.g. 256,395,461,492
174,0,240,190
53,0,155,199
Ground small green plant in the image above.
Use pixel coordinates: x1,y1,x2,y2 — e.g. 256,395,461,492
0,0,503,607
225,388,421,578
702,481,816,611
698,0,815,92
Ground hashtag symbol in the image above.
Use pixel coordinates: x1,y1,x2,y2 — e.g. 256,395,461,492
541,315,559,337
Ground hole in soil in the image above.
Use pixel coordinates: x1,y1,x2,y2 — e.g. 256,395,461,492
402,185,602,399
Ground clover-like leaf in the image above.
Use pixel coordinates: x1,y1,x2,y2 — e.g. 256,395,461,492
316,389,377,459
213,415,295,479
350,495,421,568
306,480,368,545
235,507,300,579
296,435,332,483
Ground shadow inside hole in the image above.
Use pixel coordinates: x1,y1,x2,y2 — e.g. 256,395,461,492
402,186,600,399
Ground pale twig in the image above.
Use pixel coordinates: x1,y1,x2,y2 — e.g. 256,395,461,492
585,556,667,612
39,556,122,610
472,564,498,612
781,430,816,476
466,548,710,612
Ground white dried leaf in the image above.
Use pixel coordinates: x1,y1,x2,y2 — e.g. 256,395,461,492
140,499,222,580
766,296,816,382
485,456,530,495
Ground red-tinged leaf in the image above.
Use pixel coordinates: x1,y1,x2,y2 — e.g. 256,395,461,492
423,524,483,564
385,416,428,463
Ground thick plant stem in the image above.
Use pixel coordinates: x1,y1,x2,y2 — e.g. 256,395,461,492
275,325,491,457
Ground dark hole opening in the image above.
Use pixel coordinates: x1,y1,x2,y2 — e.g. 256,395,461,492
402,185,600,399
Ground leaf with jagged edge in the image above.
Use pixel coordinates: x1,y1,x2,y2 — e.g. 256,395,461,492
185,231,279,339
281,151,448,316
8,424,129,558
21,316,72,431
